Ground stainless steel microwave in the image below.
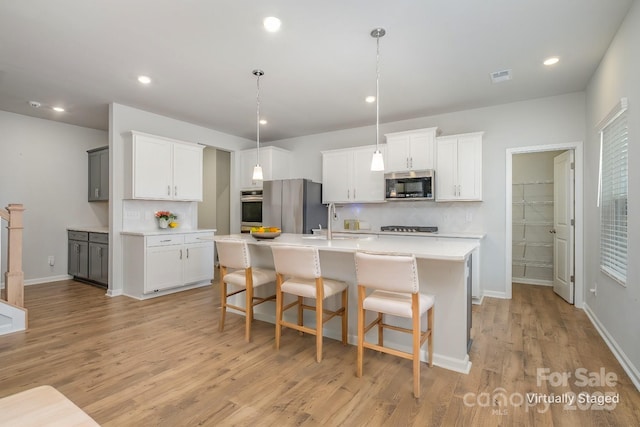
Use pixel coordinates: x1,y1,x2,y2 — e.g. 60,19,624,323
385,170,435,201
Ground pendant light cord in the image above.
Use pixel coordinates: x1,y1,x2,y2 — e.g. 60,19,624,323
375,34,380,151
256,72,261,163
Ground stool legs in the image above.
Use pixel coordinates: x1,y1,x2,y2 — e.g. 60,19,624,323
412,293,420,398
244,268,254,342
315,278,324,363
219,266,227,332
275,273,283,350
428,306,434,368
356,285,365,378
341,289,348,345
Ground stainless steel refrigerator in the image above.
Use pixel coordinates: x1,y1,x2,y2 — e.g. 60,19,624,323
263,179,326,234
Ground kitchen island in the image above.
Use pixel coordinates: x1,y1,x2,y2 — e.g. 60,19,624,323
213,233,478,373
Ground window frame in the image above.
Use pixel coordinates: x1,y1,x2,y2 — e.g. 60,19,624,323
597,98,628,286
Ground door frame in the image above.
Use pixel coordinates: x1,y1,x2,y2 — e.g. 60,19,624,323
505,142,584,308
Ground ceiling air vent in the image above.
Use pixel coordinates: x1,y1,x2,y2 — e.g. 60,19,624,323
490,69,512,83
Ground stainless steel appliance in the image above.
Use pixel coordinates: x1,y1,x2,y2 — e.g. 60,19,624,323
380,225,438,233
263,179,326,234
385,170,435,201
240,189,263,233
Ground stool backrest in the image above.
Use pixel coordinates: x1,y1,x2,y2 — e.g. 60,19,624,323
271,245,321,279
216,239,250,270
355,252,419,293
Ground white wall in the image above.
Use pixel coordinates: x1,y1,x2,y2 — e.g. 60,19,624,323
585,0,640,388
270,92,586,297
0,111,107,284
108,103,253,295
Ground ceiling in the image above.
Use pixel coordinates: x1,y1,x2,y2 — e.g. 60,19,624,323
0,1,633,142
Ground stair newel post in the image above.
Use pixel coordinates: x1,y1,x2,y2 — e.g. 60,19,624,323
4,204,25,307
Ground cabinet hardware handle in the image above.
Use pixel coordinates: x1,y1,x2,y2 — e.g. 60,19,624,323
186,248,190,258
175,186,178,196
354,188,356,199
410,157,413,168
167,185,171,196
406,158,409,168
180,249,183,259
347,189,350,199
160,239,171,242
95,188,99,198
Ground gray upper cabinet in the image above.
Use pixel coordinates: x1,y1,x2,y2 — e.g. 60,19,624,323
88,146,109,201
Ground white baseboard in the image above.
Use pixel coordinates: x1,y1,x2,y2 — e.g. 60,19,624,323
107,288,123,297
512,277,553,286
472,294,485,305
24,275,72,286
482,290,509,299
1,274,71,288
583,303,640,392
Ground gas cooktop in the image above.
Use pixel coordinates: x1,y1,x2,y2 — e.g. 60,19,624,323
380,225,438,233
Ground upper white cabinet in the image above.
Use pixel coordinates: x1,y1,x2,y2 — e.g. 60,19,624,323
435,132,483,201
125,131,204,201
238,146,291,189
322,145,385,203
385,127,437,172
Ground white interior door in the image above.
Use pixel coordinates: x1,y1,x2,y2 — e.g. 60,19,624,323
553,150,575,303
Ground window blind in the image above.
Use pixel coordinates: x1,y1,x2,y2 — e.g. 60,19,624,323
600,109,628,284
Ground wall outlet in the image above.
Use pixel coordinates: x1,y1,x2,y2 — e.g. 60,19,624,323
48,256,55,266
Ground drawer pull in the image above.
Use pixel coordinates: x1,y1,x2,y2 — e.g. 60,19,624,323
160,239,171,242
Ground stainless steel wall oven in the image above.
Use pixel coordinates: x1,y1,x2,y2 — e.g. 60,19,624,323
240,189,263,233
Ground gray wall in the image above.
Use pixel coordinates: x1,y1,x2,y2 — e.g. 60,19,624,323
0,111,108,284
585,0,640,387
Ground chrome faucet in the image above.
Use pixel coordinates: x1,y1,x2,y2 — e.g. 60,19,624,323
327,203,335,240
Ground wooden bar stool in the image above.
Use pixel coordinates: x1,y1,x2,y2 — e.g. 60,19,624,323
271,245,348,363
354,251,434,398
216,239,276,342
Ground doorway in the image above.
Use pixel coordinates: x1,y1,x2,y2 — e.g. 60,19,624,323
505,142,584,307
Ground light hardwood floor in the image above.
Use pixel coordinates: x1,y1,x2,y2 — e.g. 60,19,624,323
1,280,638,426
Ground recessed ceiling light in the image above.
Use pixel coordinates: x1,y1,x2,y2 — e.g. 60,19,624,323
259,119,267,125
52,106,65,112
137,75,152,84
263,17,281,32
543,57,560,66
365,96,376,103
28,100,42,108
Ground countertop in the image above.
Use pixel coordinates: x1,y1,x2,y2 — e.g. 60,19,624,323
120,228,216,236
213,233,478,261
315,229,486,240
67,226,109,233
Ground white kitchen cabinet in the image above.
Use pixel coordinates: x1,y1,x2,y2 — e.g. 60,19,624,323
122,231,214,299
125,131,204,201
436,132,483,201
238,146,291,189
322,145,385,203
385,127,437,172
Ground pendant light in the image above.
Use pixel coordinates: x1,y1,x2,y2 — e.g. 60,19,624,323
370,28,386,171
252,69,264,181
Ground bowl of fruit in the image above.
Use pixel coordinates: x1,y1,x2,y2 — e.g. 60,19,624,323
250,226,281,239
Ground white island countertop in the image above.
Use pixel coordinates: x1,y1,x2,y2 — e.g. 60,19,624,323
214,233,478,262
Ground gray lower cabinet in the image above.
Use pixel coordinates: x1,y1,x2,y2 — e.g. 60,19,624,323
68,230,108,287
88,233,108,285
88,146,109,201
68,231,89,279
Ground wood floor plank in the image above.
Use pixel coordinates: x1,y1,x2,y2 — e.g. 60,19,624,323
1,280,638,426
